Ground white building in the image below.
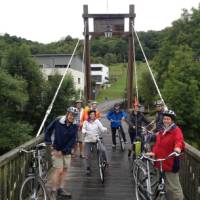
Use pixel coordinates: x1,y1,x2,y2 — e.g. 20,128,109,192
91,64,109,85
33,54,84,91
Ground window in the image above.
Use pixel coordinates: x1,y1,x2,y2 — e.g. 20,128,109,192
92,75,102,82
91,67,102,71
78,78,81,84
55,65,70,68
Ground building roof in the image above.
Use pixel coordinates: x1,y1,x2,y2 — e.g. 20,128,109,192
33,54,78,57
91,63,108,68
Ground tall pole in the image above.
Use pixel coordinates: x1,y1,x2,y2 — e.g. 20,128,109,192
127,5,135,111
83,5,91,103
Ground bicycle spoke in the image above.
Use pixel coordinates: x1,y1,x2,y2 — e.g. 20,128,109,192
19,176,47,200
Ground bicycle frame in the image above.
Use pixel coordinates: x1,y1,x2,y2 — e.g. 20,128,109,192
134,152,181,200
116,126,125,151
20,143,46,178
96,135,107,183
19,143,48,200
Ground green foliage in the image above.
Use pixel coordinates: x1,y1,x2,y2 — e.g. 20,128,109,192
161,45,200,138
96,63,127,102
47,74,78,120
0,69,28,108
137,63,157,105
0,36,79,154
0,117,32,154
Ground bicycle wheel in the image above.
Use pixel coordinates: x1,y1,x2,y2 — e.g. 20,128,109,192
98,151,105,184
134,160,151,200
19,176,47,200
39,158,49,180
118,129,125,151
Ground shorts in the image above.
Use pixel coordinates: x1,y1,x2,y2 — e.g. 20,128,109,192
51,150,71,169
77,130,83,142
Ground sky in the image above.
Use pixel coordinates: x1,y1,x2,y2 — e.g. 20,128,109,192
0,0,199,44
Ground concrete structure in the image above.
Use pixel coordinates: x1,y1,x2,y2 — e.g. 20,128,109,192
33,54,84,91
91,64,109,85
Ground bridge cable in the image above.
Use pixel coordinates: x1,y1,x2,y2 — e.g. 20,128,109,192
36,39,80,137
131,23,168,110
80,22,87,99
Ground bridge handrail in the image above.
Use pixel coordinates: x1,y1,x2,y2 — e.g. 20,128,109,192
0,138,200,200
179,143,200,200
0,135,44,200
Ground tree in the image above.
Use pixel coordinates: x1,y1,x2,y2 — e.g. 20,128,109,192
162,45,200,146
47,74,78,121
2,44,48,129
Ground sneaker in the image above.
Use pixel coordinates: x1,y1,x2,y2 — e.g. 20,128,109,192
85,167,91,175
80,154,86,159
128,150,132,158
71,153,77,158
112,144,116,148
57,188,72,198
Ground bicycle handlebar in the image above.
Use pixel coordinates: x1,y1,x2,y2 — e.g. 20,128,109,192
19,148,35,154
19,143,46,153
141,151,182,162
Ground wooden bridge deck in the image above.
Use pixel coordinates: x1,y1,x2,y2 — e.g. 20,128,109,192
63,113,136,200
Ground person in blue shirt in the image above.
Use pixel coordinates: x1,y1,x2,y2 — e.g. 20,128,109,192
107,103,127,148
45,107,78,199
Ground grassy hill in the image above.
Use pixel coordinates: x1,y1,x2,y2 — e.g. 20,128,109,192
96,62,147,103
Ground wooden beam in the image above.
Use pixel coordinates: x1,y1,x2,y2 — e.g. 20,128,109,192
127,5,135,111
83,5,92,102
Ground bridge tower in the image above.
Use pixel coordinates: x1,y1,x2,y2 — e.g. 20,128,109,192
83,5,136,109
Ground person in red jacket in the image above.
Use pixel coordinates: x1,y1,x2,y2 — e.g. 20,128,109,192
147,110,185,200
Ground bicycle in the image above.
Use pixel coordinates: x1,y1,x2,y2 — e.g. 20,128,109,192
19,143,49,200
129,125,154,159
140,126,155,153
96,135,108,184
116,126,125,151
133,151,181,200
109,119,126,152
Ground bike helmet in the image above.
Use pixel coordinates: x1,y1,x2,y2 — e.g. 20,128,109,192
91,101,97,105
75,99,83,104
67,106,78,116
154,100,164,106
114,103,120,107
163,110,176,120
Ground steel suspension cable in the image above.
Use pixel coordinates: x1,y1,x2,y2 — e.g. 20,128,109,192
36,39,80,137
132,23,167,109
80,22,87,99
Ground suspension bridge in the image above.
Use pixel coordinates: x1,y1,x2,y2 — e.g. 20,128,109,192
0,4,200,200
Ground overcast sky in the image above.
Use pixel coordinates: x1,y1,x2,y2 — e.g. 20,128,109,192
0,0,199,44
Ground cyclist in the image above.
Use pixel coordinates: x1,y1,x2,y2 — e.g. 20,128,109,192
73,99,85,158
82,101,101,121
106,103,127,148
44,107,78,199
153,100,165,133
126,103,150,158
147,110,185,200
82,110,107,175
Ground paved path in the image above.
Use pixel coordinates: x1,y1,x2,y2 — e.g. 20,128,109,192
63,102,136,200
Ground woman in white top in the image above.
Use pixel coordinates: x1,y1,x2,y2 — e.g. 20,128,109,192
82,110,107,175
